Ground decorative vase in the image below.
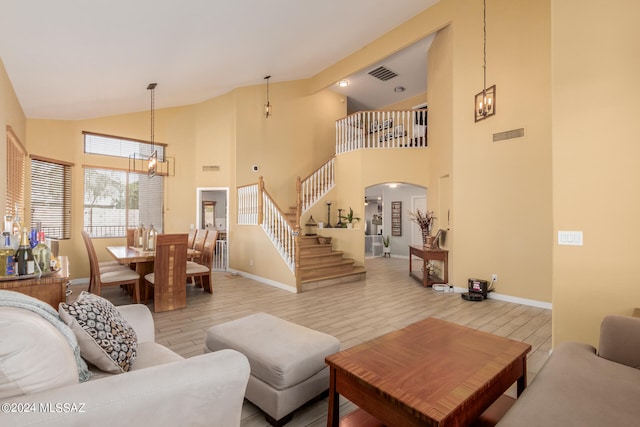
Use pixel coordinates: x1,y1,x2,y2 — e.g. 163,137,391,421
421,229,433,249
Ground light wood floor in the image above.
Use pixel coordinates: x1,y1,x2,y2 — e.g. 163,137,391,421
88,256,552,427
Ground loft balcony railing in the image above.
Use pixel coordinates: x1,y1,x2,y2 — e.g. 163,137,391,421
336,109,427,154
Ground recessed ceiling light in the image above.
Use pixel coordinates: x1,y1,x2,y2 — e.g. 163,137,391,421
338,80,349,88
388,183,398,188
394,86,405,93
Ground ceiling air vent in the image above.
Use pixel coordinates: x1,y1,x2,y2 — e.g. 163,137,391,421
493,128,525,142
368,66,398,81
202,165,220,172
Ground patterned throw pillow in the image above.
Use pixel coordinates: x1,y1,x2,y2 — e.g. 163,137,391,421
59,292,137,374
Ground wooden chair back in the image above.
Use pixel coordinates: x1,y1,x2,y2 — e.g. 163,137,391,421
151,233,188,312
126,228,135,246
193,229,208,253
200,230,218,268
81,230,99,290
187,228,198,248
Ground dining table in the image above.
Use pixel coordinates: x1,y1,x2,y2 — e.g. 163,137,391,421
105,246,202,303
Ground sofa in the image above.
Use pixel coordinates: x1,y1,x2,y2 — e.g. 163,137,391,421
497,315,640,426
0,291,251,426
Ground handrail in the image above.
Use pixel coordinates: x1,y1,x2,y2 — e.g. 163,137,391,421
236,178,297,274
298,156,335,214
336,109,428,154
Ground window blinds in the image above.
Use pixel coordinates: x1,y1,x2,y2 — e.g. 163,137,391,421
30,157,72,239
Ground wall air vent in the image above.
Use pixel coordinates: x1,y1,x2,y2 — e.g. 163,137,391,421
368,66,398,81
202,165,220,172
493,128,525,142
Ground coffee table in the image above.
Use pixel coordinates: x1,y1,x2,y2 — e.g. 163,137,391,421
325,317,531,427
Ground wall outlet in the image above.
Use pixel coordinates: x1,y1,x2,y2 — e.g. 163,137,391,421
491,274,498,282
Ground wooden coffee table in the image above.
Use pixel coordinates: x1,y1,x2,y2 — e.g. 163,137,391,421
326,317,531,427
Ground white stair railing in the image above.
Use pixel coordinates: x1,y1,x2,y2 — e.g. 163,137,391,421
261,189,296,272
336,109,428,154
236,179,296,273
237,183,259,225
299,156,335,214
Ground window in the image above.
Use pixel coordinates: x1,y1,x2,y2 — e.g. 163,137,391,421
83,131,165,161
30,156,73,239
6,126,26,221
83,168,163,238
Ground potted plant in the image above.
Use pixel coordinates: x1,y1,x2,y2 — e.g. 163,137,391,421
382,235,391,256
339,207,360,228
408,209,437,248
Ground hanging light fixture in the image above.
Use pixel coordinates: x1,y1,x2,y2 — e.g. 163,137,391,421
147,82,158,176
264,75,272,118
474,0,496,122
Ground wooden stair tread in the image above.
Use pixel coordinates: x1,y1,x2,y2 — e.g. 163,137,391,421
300,266,366,284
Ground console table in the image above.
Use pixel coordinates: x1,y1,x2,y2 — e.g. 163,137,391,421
409,246,448,287
0,256,69,308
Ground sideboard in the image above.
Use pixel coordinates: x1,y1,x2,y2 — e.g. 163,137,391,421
0,256,69,308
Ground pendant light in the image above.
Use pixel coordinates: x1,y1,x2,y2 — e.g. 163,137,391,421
264,75,272,118
474,0,496,122
147,82,158,176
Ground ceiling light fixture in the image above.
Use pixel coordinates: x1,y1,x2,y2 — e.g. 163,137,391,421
264,75,272,118
474,0,496,122
338,80,349,88
147,82,158,177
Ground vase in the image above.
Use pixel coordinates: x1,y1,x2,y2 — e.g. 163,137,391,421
421,229,433,249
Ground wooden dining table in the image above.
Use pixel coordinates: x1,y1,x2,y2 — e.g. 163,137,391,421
105,246,202,305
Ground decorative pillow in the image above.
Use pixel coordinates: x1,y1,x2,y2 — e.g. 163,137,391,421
59,292,137,373
0,307,79,398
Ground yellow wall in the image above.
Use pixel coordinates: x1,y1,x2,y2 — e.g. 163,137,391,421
551,0,640,346
0,58,26,209
312,0,552,304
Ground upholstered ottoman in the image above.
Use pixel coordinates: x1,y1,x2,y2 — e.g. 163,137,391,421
204,312,340,426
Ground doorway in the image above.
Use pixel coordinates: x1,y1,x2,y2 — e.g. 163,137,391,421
196,187,229,271
364,183,426,258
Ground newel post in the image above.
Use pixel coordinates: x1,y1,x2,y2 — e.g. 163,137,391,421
258,176,264,225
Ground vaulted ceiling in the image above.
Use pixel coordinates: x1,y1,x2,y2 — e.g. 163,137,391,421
0,0,438,120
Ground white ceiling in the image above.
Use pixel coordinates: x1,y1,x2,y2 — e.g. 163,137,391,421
0,0,438,120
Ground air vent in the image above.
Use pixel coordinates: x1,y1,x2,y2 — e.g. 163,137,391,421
202,165,220,172
493,128,525,142
368,66,398,81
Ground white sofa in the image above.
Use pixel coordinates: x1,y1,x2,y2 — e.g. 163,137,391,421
0,301,251,426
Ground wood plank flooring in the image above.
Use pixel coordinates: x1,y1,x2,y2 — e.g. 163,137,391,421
88,256,552,427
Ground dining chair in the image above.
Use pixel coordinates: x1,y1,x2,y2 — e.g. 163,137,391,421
144,233,188,312
187,228,198,249
189,229,208,262
186,230,217,293
81,230,141,302
81,229,131,293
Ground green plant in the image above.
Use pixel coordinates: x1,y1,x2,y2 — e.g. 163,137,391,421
382,235,390,247
339,207,360,226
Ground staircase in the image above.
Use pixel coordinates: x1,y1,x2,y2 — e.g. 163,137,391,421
298,235,366,291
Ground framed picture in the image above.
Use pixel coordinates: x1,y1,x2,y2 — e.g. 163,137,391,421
370,120,379,133
394,124,404,138
391,201,402,236
383,117,394,130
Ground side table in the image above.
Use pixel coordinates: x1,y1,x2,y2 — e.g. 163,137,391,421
409,246,448,287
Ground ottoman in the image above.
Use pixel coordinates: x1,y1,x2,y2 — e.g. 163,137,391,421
205,312,340,426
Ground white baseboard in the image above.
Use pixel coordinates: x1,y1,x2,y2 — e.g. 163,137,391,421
227,269,297,293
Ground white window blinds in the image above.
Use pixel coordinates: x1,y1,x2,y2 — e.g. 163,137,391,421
30,157,73,239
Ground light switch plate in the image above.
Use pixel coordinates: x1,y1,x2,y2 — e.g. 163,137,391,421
558,231,583,246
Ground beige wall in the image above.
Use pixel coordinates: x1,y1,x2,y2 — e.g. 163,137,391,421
551,0,640,346
312,0,552,304
0,58,26,211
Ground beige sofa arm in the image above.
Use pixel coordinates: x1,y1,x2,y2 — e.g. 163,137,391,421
1,349,250,427
116,304,155,343
598,315,640,368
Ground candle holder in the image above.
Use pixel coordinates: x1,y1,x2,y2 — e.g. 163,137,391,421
325,201,332,228
336,209,344,228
